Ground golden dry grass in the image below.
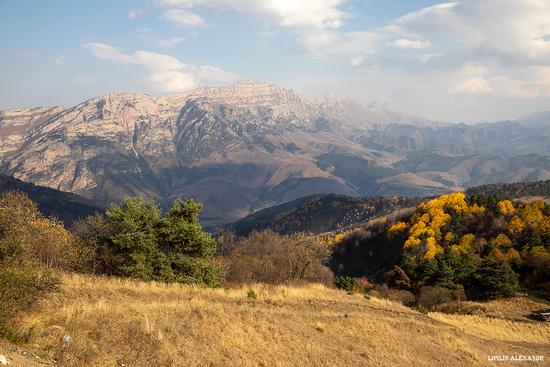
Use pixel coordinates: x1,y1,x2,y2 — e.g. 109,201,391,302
10,274,550,367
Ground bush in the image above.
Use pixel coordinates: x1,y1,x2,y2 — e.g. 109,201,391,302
0,191,76,336
223,230,333,285
432,301,487,315
385,289,416,306
246,289,257,299
417,305,429,315
71,213,111,273
335,276,362,294
0,264,58,337
416,286,454,310
0,191,85,271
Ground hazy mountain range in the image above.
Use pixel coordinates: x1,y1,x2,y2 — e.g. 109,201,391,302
1,81,549,225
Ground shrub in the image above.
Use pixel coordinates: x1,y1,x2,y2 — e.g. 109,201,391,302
0,191,76,336
335,276,361,294
224,230,333,285
432,302,487,315
385,289,416,306
71,213,111,273
417,305,429,315
0,264,58,337
0,191,85,271
416,286,453,310
246,289,257,299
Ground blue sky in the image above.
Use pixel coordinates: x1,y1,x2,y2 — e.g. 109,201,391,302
1,0,550,123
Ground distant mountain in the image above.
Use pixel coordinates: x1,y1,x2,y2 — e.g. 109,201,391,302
1,81,549,225
0,174,102,224
227,194,420,236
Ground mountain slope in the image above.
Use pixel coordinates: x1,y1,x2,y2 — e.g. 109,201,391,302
228,194,419,236
0,174,102,224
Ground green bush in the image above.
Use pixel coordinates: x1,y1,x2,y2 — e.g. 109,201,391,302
335,276,361,294
416,305,429,315
246,289,257,299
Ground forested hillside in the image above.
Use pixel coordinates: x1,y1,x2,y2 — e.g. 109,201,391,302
332,192,550,301
465,180,550,199
229,194,419,236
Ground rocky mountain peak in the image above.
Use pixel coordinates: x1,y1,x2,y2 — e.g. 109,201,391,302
184,81,312,115
367,100,390,114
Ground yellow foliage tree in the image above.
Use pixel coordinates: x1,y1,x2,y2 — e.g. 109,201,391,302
508,216,525,235
491,233,512,249
402,192,486,258
443,231,455,244
424,236,443,259
388,221,408,233
497,200,516,216
29,218,84,269
519,201,544,228
452,233,476,253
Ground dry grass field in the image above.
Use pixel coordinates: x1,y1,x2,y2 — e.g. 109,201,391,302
3,274,550,367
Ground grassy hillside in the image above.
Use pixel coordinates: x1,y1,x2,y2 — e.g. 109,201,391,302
5,273,549,367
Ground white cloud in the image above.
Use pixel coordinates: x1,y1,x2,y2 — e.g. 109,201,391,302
386,0,550,66
349,56,364,67
55,56,66,65
128,8,148,20
386,38,431,49
450,76,493,94
82,43,135,64
82,42,237,92
140,36,185,48
299,30,378,60
155,0,350,30
164,9,207,28
152,37,185,47
17,51,40,61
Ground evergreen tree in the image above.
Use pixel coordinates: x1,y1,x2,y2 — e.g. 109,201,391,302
103,197,166,281
432,254,455,289
101,197,221,286
158,199,221,286
467,258,519,300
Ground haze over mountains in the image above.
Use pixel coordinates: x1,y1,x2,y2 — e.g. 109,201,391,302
0,81,549,225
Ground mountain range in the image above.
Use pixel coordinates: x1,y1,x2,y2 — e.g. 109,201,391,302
1,81,549,225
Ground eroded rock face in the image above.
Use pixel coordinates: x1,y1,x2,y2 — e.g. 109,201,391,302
0,106,64,155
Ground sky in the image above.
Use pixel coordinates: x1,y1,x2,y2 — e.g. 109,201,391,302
1,0,550,123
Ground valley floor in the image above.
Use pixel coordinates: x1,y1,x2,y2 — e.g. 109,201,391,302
4,274,550,367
